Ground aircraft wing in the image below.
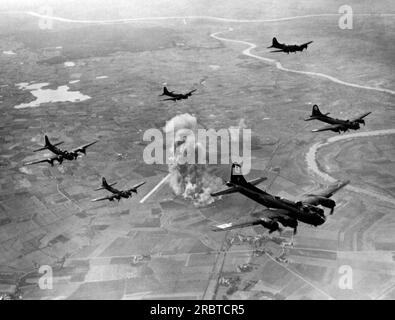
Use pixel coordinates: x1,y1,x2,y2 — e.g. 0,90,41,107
187,89,197,95
132,181,146,189
210,186,240,197
303,180,350,199
212,219,264,231
312,124,343,132
212,209,288,232
269,49,285,53
33,141,64,152
72,141,98,154
25,157,56,165
247,177,267,186
161,97,177,101
211,176,267,197
253,207,289,218
91,194,117,202
350,111,372,123
128,181,146,192
302,41,313,46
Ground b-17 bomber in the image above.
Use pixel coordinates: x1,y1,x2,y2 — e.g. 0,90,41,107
159,86,197,101
1,0,393,302
211,163,349,234
306,105,372,133
25,135,98,166
91,177,146,202
268,37,313,54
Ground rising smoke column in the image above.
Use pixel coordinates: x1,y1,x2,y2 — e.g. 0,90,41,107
163,113,223,207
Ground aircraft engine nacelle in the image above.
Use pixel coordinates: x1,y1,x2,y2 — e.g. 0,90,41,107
277,217,297,230
122,191,132,198
298,202,313,213
313,196,336,210
300,203,325,216
350,122,360,130
260,219,281,233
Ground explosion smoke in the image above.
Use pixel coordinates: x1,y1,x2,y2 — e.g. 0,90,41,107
164,113,223,207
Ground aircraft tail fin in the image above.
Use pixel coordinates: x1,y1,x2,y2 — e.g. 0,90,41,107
44,135,51,147
102,177,109,188
94,177,117,191
268,37,279,48
305,105,330,121
160,87,171,96
312,105,323,116
229,163,248,186
33,135,52,152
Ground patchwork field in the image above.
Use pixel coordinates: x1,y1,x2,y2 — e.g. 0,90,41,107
0,0,394,300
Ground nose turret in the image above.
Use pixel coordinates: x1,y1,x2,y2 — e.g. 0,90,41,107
352,122,360,130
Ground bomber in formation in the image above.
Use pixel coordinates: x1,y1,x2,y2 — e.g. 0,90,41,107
91,178,146,202
25,135,98,166
21,35,370,240
211,164,349,234
268,37,313,54
306,105,372,133
159,86,197,101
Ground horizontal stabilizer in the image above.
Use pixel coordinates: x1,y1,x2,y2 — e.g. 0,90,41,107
210,186,239,197
33,141,64,152
94,182,117,191
304,180,350,198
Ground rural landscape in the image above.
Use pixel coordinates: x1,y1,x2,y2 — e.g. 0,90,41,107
0,0,394,300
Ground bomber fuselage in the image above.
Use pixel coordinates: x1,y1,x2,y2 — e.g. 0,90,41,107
228,182,326,227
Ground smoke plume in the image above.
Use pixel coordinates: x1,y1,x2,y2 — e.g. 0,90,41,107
164,113,223,207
